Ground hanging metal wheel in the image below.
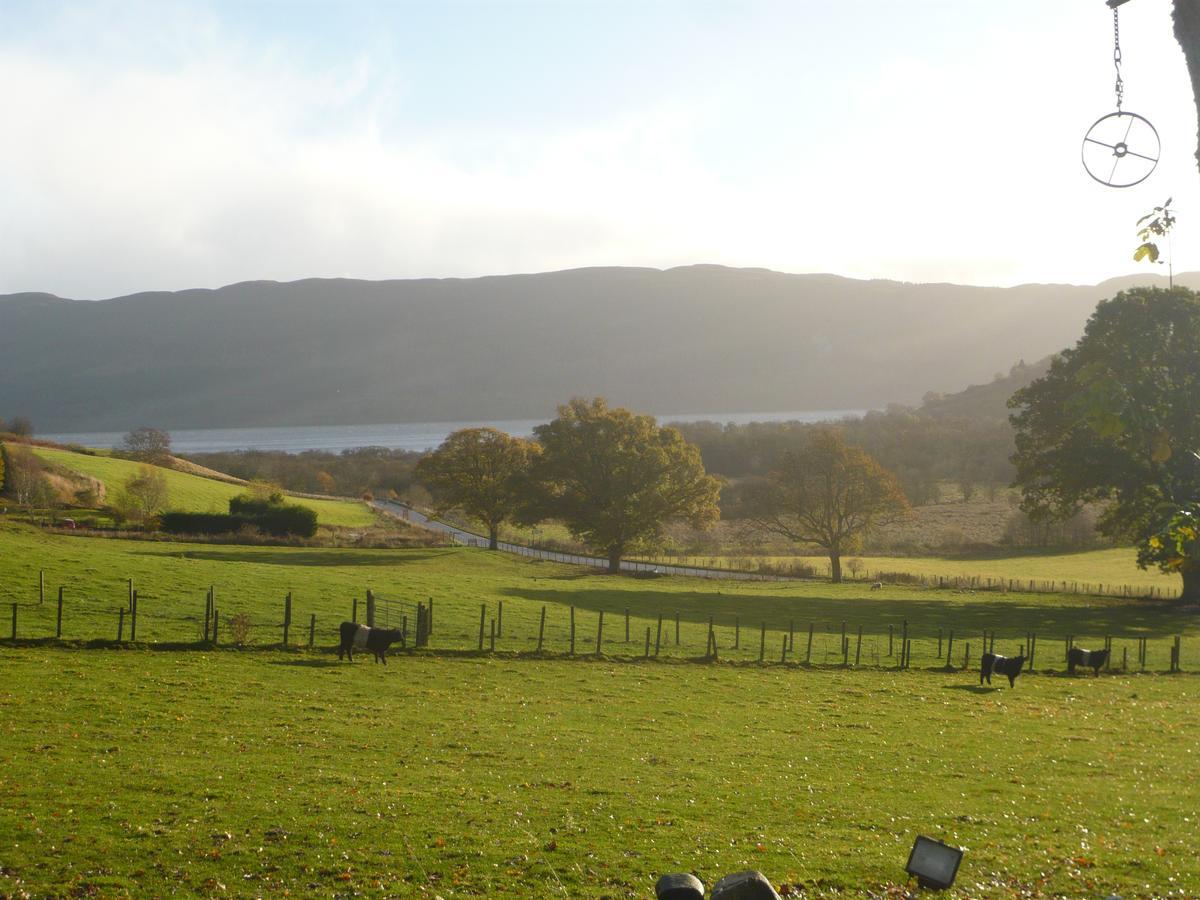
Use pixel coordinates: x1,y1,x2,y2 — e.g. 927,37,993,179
1081,111,1160,188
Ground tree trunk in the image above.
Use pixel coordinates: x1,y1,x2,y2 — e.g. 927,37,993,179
607,547,623,574
829,551,842,584
1182,564,1200,603
1175,0,1200,175
488,524,499,550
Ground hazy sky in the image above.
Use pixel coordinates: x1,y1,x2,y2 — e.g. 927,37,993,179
2,0,1197,299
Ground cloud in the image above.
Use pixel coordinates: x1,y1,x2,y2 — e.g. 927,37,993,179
0,0,1197,298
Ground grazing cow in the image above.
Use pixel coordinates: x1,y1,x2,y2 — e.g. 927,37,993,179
1067,646,1109,676
980,652,1025,687
338,621,404,664
870,582,883,591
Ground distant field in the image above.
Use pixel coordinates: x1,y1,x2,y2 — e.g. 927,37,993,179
1,649,1197,896
656,549,1178,596
1,518,1193,670
24,444,375,528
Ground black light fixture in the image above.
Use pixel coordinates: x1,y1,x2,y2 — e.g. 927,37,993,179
905,835,963,890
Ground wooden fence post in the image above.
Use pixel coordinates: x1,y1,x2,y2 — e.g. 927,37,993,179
130,590,137,642
212,609,219,645
946,630,954,668
56,586,64,638
655,614,663,657
937,628,943,658
427,596,433,634
498,600,503,638
806,623,814,663
490,618,496,652
888,624,893,657
963,642,970,670
117,607,124,642
128,578,133,611
789,618,795,652
366,590,375,628
901,621,908,668
283,593,292,647
537,606,546,651
478,604,487,651
595,610,604,655
781,635,788,663
645,626,651,658
569,606,576,655
709,617,717,661
309,614,316,649
352,596,358,624
855,625,863,667
734,616,740,650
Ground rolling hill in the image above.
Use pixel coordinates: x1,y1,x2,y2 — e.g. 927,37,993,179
2,266,1195,431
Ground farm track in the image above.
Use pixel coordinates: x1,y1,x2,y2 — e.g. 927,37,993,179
374,499,793,581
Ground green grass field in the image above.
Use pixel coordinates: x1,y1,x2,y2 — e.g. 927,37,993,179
1,518,1194,670
4,516,1200,895
658,549,1179,596
1,649,1197,896
24,444,376,528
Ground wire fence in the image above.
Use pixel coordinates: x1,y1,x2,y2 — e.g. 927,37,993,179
375,501,1181,599
4,585,1190,675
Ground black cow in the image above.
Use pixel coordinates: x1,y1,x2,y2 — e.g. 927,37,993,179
1067,646,1109,676
980,652,1025,687
338,621,404,663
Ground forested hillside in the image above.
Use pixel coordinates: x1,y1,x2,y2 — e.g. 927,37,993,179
4,267,1190,431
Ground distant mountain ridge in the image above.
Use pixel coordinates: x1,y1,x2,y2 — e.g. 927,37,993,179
2,266,1194,431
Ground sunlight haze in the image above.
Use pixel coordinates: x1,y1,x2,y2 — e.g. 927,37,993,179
1,0,1196,298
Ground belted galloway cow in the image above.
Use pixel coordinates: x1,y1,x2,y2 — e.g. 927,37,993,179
338,621,404,663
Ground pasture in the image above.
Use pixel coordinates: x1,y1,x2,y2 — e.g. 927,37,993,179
658,549,1180,597
1,649,1198,896
22,444,376,528
3,516,1200,895
0,519,1195,670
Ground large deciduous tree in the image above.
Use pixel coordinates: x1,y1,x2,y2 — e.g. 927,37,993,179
415,427,538,550
1010,287,1200,601
521,398,721,572
744,429,909,583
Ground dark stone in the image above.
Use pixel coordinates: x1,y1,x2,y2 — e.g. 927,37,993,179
710,870,781,900
655,872,705,900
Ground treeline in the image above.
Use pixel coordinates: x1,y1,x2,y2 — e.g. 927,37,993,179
677,409,1013,507
184,448,422,499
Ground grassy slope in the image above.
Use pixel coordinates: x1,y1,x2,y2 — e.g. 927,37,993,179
1,519,1194,668
663,550,1178,594
0,649,1197,897
25,445,375,528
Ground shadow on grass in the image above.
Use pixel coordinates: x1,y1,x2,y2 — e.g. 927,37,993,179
943,684,1002,694
499,586,1194,639
269,658,344,668
130,548,446,568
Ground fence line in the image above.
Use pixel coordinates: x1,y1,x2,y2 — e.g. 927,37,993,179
3,585,1189,675
374,500,1180,600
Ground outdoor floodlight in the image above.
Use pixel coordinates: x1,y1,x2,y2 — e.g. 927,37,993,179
905,835,963,890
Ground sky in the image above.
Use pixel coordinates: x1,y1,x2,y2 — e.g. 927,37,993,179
1,0,1197,299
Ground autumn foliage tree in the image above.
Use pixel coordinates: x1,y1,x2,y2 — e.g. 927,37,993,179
415,427,539,550
1011,287,1200,601
744,428,909,583
520,398,721,572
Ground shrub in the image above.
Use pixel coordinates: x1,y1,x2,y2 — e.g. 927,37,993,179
161,512,239,535
229,493,318,537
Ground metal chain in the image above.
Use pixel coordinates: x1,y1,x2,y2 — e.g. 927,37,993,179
1113,7,1124,111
